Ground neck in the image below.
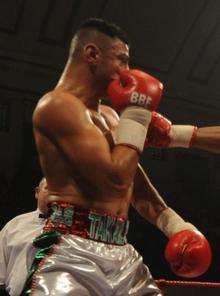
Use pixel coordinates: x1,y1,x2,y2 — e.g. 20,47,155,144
56,59,104,111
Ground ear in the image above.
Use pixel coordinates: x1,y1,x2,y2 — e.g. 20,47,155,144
83,43,101,65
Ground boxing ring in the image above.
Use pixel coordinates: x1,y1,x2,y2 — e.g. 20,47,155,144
156,279,220,296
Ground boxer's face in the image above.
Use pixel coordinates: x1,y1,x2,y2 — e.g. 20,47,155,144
100,39,130,81
85,39,129,93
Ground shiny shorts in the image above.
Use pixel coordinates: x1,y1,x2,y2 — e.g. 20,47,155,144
30,234,162,296
23,202,162,295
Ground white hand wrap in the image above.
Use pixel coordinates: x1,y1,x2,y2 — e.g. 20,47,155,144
115,106,152,153
169,125,197,148
156,207,198,238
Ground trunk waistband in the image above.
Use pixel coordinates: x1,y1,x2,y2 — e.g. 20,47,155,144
43,202,129,246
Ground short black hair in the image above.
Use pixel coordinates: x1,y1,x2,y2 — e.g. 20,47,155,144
77,18,129,45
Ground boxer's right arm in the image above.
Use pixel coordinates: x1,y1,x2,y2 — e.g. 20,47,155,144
33,92,140,195
34,71,163,195
107,69,163,153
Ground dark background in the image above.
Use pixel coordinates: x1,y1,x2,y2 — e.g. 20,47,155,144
0,0,219,282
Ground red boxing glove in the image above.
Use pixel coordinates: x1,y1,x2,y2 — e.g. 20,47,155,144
146,112,198,148
107,69,163,113
165,229,212,278
146,112,172,147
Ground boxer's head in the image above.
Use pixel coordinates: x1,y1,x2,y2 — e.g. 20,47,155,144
69,18,130,90
35,177,48,213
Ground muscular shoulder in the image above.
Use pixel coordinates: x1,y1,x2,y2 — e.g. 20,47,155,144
33,90,88,133
34,90,83,120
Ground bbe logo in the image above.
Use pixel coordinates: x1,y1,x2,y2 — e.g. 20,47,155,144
130,91,152,107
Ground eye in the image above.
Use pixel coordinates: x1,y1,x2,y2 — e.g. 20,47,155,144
119,55,129,65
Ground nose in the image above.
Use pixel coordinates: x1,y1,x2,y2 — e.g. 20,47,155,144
119,64,129,72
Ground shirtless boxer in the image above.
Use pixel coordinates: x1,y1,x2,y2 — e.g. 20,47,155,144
22,19,211,295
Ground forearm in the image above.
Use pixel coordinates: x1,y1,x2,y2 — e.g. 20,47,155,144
132,164,167,225
110,145,140,190
108,106,151,191
192,126,220,153
133,167,198,237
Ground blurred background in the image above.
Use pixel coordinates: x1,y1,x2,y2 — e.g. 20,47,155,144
0,0,219,282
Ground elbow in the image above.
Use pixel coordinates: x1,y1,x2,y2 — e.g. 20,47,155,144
109,172,132,194
107,165,133,195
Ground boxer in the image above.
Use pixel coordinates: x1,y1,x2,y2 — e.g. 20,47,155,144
23,18,211,296
23,18,163,296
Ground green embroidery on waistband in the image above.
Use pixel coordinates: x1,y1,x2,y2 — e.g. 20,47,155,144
88,213,102,239
105,216,116,243
63,207,74,227
48,204,128,245
112,220,126,245
88,213,128,245
50,204,74,227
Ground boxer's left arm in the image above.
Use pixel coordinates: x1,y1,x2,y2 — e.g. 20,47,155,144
157,207,212,278
132,164,167,225
132,167,212,278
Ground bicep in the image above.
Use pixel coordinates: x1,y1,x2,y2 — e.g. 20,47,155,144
56,123,138,193
36,98,119,189
57,121,113,173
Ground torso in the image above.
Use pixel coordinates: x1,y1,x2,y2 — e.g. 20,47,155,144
34,94,133,218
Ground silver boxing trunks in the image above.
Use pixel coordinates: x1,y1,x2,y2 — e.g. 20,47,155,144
21,202,162,296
